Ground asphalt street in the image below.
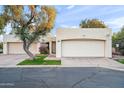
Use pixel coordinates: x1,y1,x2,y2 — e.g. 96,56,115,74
0,67,124,88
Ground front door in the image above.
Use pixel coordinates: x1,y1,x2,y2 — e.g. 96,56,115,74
52,41,56,54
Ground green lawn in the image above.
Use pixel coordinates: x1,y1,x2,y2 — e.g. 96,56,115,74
117,59,124,64
17,56,61,65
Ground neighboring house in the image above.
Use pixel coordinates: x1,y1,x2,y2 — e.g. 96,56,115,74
3,28,112,58
3,33,56,55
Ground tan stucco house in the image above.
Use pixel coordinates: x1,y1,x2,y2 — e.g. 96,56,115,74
3,33,56,55
3,28,112,58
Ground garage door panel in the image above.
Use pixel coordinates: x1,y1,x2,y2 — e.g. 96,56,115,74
62,40,105,57
8,42,37,54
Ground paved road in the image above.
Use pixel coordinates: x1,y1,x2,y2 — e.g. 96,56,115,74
0,67,124,88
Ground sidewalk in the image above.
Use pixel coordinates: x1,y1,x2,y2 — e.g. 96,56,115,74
61,57,124,71
15,57,124,71
0,55,124,71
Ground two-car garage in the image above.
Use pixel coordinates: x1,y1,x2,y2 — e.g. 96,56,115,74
61,40,105,57
7,42,37,54
56,28,112,58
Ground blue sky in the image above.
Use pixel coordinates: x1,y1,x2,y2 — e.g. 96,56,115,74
51,5,124,35
1,5,124,40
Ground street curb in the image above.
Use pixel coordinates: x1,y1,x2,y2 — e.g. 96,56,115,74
100,66,124,72
0,65,124,72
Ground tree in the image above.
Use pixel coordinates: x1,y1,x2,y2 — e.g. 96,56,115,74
0,5,56,60
0,42,3,49
112,33,118,47
79,19,107,28
112,26,124,55
0,16,6,34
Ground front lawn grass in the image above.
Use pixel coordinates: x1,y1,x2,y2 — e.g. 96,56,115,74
17,56,61,65
117,59,124,64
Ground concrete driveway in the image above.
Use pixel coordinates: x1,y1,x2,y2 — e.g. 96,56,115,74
0,54,124,71
0,54,28,67
61,57,124,70
0,67,124,88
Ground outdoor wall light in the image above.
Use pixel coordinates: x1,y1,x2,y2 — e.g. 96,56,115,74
106,34,110,37
82,35,86,37
58,40,60,42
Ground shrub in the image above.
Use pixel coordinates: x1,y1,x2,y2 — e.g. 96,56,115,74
39,43,49,54
0,43,3,49
120,49,124,55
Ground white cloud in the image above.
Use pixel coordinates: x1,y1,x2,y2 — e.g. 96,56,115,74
93,7,124,18
106,17,124,29
59,6,96,23
4,23,12,34
0,35,3,42
66,5,75,10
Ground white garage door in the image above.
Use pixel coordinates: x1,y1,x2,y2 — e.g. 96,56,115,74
62,40,105,57
8,42,37,54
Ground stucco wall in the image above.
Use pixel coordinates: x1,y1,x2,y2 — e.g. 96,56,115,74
3,34,54,43
3,33,55,54
56,28,112,58
3,35,22,43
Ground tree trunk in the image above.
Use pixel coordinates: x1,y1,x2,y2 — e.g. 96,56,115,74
23,42,35,60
